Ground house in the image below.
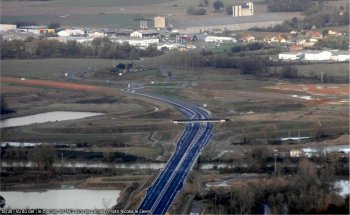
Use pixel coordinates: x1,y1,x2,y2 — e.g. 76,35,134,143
130,31,142,38
296,38,318,47
290,149,303,158
290,44,303,52
88,31,106,38
266,34,287,43
204,36,237,43
304,50,332,61
240,34,256,42
130,30,160,38
279,52,304,60
328,30,342,36
304,31,322,39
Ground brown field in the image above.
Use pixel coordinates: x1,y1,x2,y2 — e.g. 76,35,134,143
265,84,349,96
1,77,102,91
0,0,304,27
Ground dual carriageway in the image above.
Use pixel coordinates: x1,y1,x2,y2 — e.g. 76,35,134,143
126,90,224,215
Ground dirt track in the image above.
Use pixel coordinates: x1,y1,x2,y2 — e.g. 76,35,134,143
1,77,102,91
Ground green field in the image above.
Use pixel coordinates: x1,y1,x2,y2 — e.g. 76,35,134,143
295,63,349,81
1,58,114,80
48,0,177,7
1,14,140,28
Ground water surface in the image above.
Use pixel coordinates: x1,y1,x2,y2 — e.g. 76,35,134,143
0,111,104,128
1,189,120,209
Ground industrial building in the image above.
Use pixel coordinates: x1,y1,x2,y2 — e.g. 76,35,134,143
278,52,304,61
278,50,349,62
130,30,159,38
57,29,86,37
330,51,350,62
0,24,17,31
154,16,166,30
304,50,332,61
204,36,237,43
232,2,254,17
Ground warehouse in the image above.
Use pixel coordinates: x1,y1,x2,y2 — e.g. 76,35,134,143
278,52,304,60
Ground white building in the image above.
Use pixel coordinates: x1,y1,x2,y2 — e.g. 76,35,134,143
154,16,166,29
204,36,237,43
88,31,106,38
278,52,304,60
111,38,159,48
233,2,254,17
330,51,350,62
290,149,303,158
130,31,143,38
57,29,86,37
0,24,17,31
130,30,160,38
304,51,332,61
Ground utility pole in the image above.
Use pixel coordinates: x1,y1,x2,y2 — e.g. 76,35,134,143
274,147,278,174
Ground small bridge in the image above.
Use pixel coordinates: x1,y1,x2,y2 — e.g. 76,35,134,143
171,119,230,124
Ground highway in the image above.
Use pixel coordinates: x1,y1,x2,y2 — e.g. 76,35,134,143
126,90,213,215
64,69,214,214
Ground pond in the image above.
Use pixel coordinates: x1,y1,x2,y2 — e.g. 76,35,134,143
0,189,120,210
0,111,104,128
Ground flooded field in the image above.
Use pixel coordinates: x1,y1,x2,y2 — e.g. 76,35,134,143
0,111,104,128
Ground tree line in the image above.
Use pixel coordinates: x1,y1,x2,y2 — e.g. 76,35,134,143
254,1,349,32
190,148,349,214
266,0,312,12
154,49,300,79
0,37,163,59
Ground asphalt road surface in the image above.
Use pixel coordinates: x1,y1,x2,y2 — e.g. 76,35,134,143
127,90,213,215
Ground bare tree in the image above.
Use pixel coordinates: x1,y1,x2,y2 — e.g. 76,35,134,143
31,145,57,171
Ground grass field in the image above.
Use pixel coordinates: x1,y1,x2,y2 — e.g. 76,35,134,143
1,14,140,28
0,0,278,28
1,58,348,163
295,63,349,82
1,58,114,80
